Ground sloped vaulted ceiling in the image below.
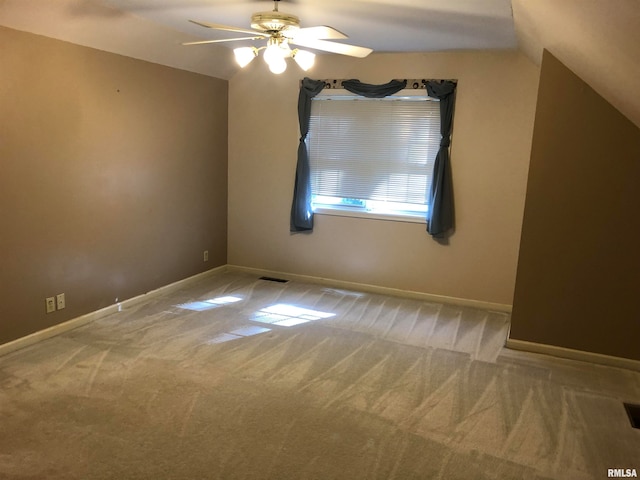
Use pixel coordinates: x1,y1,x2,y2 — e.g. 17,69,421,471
512,0,640,128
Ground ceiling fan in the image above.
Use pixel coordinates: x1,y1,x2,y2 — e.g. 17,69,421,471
182,0,373,74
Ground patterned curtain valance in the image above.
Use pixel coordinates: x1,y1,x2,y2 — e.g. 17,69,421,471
300,79,457,91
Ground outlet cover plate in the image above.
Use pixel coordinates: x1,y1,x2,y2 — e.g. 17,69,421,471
46,297,56,314
56,293,65,310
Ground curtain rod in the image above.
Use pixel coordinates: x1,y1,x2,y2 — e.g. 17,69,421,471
302,79,458,90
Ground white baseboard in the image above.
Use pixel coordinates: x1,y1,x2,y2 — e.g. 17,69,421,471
0,265,227,358
505,338,640,372
227,264,513,313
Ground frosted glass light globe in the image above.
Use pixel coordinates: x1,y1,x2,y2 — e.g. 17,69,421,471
268,57,287,74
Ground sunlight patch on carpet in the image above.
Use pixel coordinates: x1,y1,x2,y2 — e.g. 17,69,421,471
253,304,336,327
177,295,243,311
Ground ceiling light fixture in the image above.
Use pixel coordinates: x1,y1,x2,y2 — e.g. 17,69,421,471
233,46,259,68
292,49,315,71
185,1,372,75
233,36,315,74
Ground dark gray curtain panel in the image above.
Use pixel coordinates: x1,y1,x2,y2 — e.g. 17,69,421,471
290,77,326,232
425,80,457,238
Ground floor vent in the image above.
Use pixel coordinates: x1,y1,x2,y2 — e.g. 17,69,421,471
259,276,289,283
624,403,640,429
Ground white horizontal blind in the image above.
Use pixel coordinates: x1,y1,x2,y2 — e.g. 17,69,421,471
308,95,441,208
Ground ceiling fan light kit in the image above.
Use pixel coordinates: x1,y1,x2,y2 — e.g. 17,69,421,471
184,0,372,74
232,37,314,74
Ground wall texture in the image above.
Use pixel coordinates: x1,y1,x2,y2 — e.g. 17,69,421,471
228,51,539,306
0,27,228,344
510,51,640,361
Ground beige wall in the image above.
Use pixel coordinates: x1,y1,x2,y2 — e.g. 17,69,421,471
228,51,539,306
510,51,640,361
0,27,228,344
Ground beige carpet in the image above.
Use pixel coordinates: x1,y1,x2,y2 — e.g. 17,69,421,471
1,271,638,479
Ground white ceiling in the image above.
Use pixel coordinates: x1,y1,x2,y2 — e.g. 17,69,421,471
96,0,518,52
2,0,640,126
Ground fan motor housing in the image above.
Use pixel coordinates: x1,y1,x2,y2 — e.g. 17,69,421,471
251,12,300,33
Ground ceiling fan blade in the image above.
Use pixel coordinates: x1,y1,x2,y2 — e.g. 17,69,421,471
188,20,268,37
183,36,264,46
292,26,348,40
291,38,373,58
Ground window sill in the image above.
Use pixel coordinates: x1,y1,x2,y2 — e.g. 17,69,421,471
313,207,426,224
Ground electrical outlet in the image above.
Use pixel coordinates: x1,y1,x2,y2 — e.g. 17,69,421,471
56,293,65,310
46,297,56,314
203,250,209,262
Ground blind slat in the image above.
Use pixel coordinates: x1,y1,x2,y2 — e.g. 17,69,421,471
309,97,440,206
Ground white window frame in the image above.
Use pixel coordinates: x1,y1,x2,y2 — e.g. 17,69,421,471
308,89,441,224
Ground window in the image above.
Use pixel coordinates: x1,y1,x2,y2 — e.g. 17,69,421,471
308,90,441,222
